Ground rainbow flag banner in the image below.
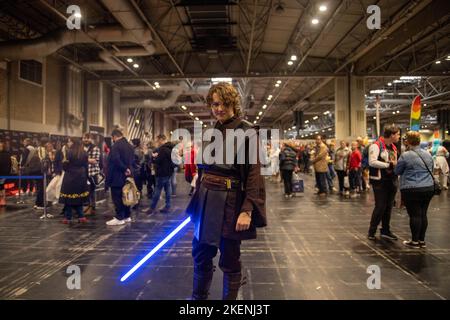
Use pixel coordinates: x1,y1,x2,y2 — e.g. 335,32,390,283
410,95,421,131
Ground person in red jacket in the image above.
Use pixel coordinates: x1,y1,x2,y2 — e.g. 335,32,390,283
184,141,197,196
347,141,362,197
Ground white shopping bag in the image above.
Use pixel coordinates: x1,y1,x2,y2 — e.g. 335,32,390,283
46,172,64,202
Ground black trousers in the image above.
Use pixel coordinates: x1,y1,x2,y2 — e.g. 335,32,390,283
281,169,293,195
110,187,130,220
402,190,434,242
368,179,397,235
336,170,346,192
192,237,241,274
35,176,45,207
88,177,96,208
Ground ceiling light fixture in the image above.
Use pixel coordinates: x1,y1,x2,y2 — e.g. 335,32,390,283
195,117,199,121
189,112,194,116
287,60,294,66
312,18,319,25
290,55,297,61
319,5,327,12
258,111,263,116
181,105,187,110
133,63,139,68
387,82,392,86
277,80,282,84
435,60,441,64
275,83,280,87
262,104,267,109
313,116,318,120
127,58,133,63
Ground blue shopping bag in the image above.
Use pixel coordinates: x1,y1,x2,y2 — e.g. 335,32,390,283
292,173,304,193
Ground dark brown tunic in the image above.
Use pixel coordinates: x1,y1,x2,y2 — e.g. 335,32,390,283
187,116,267,242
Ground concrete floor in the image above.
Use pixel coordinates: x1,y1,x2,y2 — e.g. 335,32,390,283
0,174,449,300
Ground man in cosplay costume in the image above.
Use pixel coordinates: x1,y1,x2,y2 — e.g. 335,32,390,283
186,82,267,300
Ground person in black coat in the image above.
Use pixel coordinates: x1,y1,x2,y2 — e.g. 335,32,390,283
0,141,12,207
146,135,174,214
105,129,135,226
59,138,89,223
279,142,298,197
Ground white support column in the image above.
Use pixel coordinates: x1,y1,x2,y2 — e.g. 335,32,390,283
335,76,366,140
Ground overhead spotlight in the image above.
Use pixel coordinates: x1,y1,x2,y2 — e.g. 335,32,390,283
287,60,294,66
319,5,327,12
392,111,396,114
313,116,318,120
258,111,263,116
396,110,400,114
315,131,319,134
253,120,257,124
204,125,207,128
74,12,82,18
154,82,159,86
304,120,309,124
387,82,392,86
328,128,332,131
181,105,187,110
262,104,267,109
200,121,203,124
189,112,194,116
284,130,287,133
267,95,273,100
435,60,441,64
133,63,139,68
292,126,296,129
275,83,280,87
290,55,297,61
323,111,330,115
277,80,282,84
446,55,450,61
256,116,260,120
195,117,199,121
373,116,376,119
312,18,319,25
135,119,140,124
423,103,427,107
127,58,133,63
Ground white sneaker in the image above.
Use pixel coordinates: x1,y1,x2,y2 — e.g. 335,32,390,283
124,217,132,223
106,217,125,226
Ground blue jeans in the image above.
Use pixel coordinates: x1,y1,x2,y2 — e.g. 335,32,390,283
315,172,328,194
151,176,172,209
64,205,83,220
171,167,178,195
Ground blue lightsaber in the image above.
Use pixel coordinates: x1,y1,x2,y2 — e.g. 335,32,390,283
120,216,191,282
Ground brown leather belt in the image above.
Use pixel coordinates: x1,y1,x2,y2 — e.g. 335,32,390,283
202,173,241,190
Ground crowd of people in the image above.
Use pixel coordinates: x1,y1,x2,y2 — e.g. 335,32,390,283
0,129,187,226
265,127,449,248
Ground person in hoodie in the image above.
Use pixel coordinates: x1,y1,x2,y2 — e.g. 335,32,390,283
145,134,175,214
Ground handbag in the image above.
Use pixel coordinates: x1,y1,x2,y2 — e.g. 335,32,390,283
292,172,304,193
412,150,441,196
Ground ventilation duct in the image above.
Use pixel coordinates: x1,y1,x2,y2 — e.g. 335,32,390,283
0,26,152,61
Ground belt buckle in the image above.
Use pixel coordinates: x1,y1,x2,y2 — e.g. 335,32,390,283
225,178,231,190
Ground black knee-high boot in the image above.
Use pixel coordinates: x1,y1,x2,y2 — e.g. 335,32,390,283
191,265,214,300
222,272,245,300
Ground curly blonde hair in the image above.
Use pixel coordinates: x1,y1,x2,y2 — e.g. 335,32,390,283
206,82,242,117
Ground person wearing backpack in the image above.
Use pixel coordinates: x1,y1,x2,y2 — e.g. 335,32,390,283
105,129,135,226
367,125,401,241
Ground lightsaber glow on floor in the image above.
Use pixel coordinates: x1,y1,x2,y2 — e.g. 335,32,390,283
120,216,191,282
